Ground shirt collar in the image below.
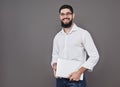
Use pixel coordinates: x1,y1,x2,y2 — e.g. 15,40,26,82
61,23,79,34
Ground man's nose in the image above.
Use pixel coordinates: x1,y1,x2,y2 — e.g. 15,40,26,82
63,15,68,18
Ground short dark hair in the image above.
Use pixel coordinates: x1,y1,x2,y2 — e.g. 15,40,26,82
59,5,73,14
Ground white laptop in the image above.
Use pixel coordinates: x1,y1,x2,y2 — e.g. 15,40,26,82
56,58,84,80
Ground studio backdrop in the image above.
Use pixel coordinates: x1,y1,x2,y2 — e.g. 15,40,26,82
0,0,120,87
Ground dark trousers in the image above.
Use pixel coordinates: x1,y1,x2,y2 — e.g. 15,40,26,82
56,77,87,87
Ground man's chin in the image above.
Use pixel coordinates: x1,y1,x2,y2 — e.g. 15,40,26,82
62,20,70,23
63,23,69,25
63,22,70,25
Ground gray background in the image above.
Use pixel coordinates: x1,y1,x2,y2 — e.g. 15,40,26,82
0,0,120,87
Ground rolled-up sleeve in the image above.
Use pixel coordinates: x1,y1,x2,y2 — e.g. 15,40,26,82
51,36,59,67
81,31,99,71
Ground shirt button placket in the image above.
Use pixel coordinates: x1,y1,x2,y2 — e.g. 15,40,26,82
63,34,68,58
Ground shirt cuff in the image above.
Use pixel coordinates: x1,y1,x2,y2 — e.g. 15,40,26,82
81,63,94,72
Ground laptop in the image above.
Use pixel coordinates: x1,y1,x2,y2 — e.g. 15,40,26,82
56,58,84,80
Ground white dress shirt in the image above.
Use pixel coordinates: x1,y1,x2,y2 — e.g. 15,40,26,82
51,23,99,71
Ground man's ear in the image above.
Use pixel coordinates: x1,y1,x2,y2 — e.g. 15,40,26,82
73,13,75,19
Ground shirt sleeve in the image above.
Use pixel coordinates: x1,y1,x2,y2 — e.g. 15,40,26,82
81,30,99,71
51,35,59,67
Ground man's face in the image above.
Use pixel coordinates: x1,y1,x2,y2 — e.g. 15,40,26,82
60,8,74,28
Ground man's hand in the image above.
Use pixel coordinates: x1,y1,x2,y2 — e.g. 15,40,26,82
68,67,87,81
53,63,57,78
68,71,82,81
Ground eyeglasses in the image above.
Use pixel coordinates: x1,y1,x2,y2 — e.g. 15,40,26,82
60,12,72,16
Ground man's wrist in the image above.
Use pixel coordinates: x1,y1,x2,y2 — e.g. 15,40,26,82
78,67,87,74
53,63,57,70
53,63,57,67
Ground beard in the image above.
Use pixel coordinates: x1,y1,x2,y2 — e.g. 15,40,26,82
61,19,73,28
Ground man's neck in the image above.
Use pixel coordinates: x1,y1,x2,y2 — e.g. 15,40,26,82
64,23,73,34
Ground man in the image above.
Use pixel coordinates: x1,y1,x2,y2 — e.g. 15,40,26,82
51,5,99,87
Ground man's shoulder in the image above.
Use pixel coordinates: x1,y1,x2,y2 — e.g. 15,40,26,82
76,26,89,34
53,31,62,40
55,30,62,36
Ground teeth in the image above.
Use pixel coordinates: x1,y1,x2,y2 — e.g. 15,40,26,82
64,18,69,20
